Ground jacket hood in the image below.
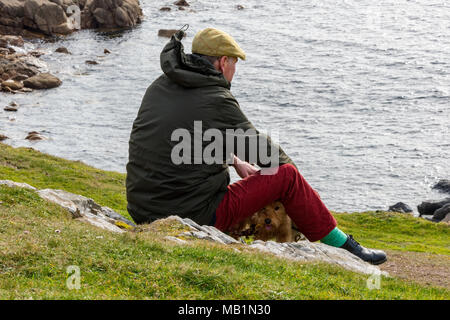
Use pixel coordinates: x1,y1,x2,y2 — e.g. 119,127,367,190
160,30,231,89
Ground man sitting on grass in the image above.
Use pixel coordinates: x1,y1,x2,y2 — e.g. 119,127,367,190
126,27,387,265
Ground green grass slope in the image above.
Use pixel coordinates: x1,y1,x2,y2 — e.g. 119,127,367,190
1,143,449,299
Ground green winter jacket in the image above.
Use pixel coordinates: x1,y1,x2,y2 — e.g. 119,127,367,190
126,30,294,225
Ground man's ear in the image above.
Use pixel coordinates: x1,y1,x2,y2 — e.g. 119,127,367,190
217,56,228,73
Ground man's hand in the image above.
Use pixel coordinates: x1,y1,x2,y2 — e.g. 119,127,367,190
232,154,259,178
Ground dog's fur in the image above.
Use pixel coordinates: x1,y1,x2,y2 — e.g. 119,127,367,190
229,201,294,242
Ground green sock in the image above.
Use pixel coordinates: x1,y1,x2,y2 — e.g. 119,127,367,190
320,227,348,247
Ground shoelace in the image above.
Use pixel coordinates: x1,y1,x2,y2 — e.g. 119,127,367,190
347,235,362,248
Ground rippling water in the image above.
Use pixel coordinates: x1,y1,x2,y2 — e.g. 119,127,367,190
1,0,449,213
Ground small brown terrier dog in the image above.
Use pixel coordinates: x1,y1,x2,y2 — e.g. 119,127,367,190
229,201,294,242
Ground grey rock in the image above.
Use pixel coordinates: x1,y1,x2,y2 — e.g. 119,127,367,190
388,202,413,213
442,213,450,223
93,7,114,26
172,216,239,245
0,180,37,190
81,0,143,29
23,72,61,89
431,203,450,222
418,198,450,216
1,180,134,233
174,0,189,6
249,240,386,276
0,182,390,276
180,230,227,244
432,179,450,194
0,55,40,81
55,46,70,54
0,0,25,35
157,216,387,276
25,131,47,141
100,205,136,226
2,79,24,91
0,35,24,48
0,48,11,55
164,236,187,244
37,188,135,233
4,105,18,111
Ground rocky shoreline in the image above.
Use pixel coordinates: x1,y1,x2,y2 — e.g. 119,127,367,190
0,0,199,142
387,179,450,224
0,0,143,36
0,34,56,93
0,0,144,94
0,0,145,141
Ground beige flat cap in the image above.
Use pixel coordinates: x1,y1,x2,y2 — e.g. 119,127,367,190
192,27,246,60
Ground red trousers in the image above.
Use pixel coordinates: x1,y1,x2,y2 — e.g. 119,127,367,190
214,164,337,242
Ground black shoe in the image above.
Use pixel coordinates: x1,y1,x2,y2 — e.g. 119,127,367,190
340,235,387,265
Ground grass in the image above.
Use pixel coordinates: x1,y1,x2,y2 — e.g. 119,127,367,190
0,143,449,299
334,211,450,255
0,143,129,219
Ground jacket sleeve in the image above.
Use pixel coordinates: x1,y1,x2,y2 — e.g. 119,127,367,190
214,93,297,169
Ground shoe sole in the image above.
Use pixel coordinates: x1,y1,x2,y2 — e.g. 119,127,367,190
370,257,387,265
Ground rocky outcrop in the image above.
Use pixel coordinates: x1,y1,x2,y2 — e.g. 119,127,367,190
433,179,450,194
159,216,387,276
0,0,143,36
37,188,136,233
23,72,61,89
0,54,39,80
25,131,47,140
174,0,189,7
55,46,70,54
388,202,413,213
0,53,43,92
2,79,23,90
0,180,136,232
1,35,62,93
0,35,40,79
424,203,450,223
0,34,24,47
1,0,72,35
23,0,74,35
0,180,388,276
418,198,450,223
81,0,143,29
0,180,37,190
4,104,18,111
418,198,450,216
